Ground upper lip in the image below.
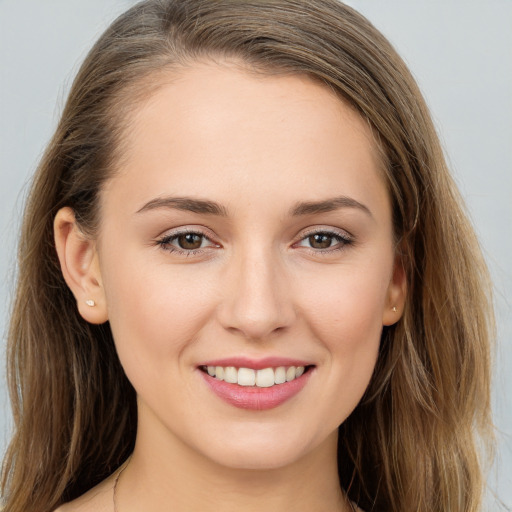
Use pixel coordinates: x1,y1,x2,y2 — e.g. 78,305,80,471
197,356,313,370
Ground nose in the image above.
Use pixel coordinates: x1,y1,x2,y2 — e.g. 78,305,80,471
217,247,296,340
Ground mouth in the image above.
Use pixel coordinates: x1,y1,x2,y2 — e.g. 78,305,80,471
199,364,314,388
197,362,315,410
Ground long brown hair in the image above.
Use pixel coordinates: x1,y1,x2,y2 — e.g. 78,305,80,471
1,1,494,511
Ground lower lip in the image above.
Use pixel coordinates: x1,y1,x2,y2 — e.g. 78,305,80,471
199,369,313,410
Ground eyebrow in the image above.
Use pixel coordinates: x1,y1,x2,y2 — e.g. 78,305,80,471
136,196,228,216
136,195,372,218
290,196,373,218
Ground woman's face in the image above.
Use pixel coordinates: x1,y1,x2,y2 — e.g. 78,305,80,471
92,61,404,469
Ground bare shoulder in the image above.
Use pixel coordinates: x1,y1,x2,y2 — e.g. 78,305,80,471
53,474,115,512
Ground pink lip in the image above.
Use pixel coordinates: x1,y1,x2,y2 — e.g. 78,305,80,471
198,366,314,411
198,356,312,370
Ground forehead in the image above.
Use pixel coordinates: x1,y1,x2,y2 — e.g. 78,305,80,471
102,60,388,218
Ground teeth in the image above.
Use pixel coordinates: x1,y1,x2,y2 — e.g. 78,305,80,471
238,367,256,386
256,368,275,388
274,366,286,384
205,365,307,387
224,366,238,383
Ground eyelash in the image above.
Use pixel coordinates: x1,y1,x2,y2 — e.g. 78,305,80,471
293,228,353,255
156,230,218,256
155,228,354,256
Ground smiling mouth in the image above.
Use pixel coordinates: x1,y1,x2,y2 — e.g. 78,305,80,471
199,365,314,388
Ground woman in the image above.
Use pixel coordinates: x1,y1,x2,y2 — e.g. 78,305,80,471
1,1,494,511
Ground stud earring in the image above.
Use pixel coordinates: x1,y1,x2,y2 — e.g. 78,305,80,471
85,299,96,307
392,306,398,312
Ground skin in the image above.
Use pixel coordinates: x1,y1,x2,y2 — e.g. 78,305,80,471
54,60,405,512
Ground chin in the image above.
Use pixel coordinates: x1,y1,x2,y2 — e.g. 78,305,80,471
206,444,307,471
191,423,331,471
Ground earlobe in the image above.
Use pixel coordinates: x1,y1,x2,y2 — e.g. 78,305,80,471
382,256,407,326
54,207,108,324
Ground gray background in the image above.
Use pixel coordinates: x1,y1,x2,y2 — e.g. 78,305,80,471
1,0,510,508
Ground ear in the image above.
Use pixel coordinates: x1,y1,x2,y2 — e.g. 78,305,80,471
54,207,108,324
382,253,407,326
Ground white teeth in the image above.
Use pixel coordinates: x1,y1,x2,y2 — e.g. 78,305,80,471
286,366,296,382
238,367,256,386
205,365,308,387
256,368,275,388
224,366,238,383
274,366,286,384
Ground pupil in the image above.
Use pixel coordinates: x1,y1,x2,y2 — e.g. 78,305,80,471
178,233,202,249
310,233,332,249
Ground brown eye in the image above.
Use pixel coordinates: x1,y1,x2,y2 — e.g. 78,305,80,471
157,230,219,255
295,229,352,253
308,233,334,249
177,233,204,250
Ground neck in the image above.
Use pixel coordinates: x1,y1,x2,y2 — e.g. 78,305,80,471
116,410,350,512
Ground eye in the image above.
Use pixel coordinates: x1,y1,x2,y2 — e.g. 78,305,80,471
175,233,206,250
295,229,353,252
156,230,219,255
306,233,337,249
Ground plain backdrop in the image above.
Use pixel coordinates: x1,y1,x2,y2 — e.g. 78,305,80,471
1,0,511,507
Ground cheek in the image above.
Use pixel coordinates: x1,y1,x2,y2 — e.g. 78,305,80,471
299,262,389,349
100,255,217,380
295,261,389,415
